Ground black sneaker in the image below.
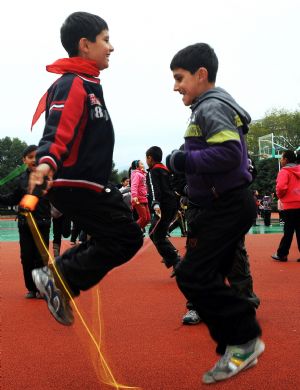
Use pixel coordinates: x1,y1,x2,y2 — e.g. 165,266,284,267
182,309,201,325
32,266,74,326
25,291,37,299
271,253,288,262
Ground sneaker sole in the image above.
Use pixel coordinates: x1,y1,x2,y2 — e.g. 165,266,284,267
203,358,258,384
205,339,265,384
32,270,73,326
182,319,201,325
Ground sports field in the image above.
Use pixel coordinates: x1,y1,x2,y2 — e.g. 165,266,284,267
0,216,285,242
1,222,299,389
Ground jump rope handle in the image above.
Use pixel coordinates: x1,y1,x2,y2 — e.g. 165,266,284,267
19,177,48,212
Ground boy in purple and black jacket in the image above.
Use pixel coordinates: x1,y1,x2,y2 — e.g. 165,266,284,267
167,43,264,384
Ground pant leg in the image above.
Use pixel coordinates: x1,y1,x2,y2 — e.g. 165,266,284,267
52,216,63,246
49,186,143,296
19,224,50,291
149,207,179,267
293,209,300,251
227,236,260,308
277,210,296,257
134,203,150,229
264,210,271,226
175,188,261,347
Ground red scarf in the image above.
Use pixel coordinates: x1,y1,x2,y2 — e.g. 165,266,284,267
152,163,170,172
31,58,100,129
46,57,100,77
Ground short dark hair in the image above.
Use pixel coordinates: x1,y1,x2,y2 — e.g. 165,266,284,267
146,146,162,162
282,150,296,163
170,43,218,82
121,177,128,183
23,145,37,158
60,12,108,57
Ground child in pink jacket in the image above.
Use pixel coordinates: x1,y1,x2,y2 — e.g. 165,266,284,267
130,160,150,229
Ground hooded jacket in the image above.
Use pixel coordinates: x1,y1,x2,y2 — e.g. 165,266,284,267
0,169,51,226
32,58,114,193
130,169,148,204
276,163,300,210
183,87,252,206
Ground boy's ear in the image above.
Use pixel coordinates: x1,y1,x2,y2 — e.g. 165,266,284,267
78,37,90,54
196,67,208,82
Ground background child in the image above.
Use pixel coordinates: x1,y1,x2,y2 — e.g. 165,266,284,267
0,145,51,298
51,206,71,256
119,176,131,209
146,146,181,276
272,150,300,261
129,160,150,229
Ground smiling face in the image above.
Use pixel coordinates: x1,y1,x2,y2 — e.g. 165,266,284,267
138,161,145,171
79,29,114,70
172,67,213,106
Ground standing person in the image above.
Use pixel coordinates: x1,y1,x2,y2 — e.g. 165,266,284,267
145,146,181,276
51,206,71,257
271,150,300,262
69,220,83,245
167,43,264,384
252,190,259,226
129,160,150,230
0,145,51,298
119,176,131,209
261,192,273,226
28,12,143,326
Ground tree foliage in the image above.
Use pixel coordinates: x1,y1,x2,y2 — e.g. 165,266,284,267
109,161,120,185
247,108,300,196
0,137,27,195
247,108,300,157
250,158,279,195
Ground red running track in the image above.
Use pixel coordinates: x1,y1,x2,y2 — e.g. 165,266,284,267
1,234,300,390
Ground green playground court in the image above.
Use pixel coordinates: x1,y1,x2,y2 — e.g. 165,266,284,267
0,217,284,242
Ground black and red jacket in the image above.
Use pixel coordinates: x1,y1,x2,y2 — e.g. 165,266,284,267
146,163,177,211
33,58,114,193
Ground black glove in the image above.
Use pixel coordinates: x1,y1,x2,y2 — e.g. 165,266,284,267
166,150,187,174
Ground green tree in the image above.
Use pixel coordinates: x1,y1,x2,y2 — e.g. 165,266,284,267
250,158,279,196
246,108,300,197
0,137,27,195
109,161,119,185
247,108,300,157
116,169,129,184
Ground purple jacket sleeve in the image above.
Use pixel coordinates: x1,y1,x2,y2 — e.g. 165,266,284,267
186,141,242,174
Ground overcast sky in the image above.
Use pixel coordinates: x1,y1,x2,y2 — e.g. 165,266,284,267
1,0,299,170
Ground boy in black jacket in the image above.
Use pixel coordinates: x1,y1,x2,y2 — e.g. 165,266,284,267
0,145,51,298
28,12,143,326
146,146,181,276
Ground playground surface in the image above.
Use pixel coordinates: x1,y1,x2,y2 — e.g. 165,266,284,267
1,231,300,389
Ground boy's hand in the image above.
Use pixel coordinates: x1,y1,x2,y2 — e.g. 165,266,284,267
166,150,187,173
153,204,161,218
28,163,54,195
